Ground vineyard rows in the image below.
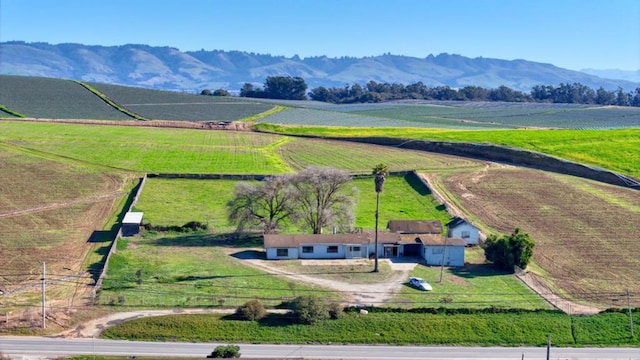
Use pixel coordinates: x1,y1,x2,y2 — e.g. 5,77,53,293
0,75,132,119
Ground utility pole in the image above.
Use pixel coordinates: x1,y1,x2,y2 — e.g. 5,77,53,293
546,333,551,360
628,290,634,338
41,261,46,329
439,237,447,283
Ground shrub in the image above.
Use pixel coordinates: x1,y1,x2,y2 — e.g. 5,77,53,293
328,302,344,319
207,344,241,358
289,295,329,324
235,299,266,321
484,228,535,271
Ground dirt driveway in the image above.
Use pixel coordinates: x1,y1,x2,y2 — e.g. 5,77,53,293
241,257,418,305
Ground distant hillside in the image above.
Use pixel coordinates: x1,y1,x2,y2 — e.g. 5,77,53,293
1,41,638,93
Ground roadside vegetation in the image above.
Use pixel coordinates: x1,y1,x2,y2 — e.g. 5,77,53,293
102,309,640,346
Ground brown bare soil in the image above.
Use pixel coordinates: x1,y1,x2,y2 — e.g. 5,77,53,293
437,167,640,308
0,149,128,330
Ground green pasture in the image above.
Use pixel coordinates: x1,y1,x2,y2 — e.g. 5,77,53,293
0,121,291,174
255,124,640,178
134,178,240,230
132,174,449,233
99,234,331,308
101,310,640,346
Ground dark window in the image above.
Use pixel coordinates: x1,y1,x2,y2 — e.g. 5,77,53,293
327,246,339,253
302,246,314,253
352,246,361,252
461,230,470,238
276,248,288,257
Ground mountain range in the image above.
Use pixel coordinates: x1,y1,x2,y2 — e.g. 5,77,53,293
1,41,637,93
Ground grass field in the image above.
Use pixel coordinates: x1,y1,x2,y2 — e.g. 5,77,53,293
133,174,452,233
397,257,550,309
0,75,133,120
101,309,640,346
437,167,640,306
255,124,640,178
99,234,332,308
0,121,292,174
133,178,241,230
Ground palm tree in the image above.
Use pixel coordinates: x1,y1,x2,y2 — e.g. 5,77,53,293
372,163,389,273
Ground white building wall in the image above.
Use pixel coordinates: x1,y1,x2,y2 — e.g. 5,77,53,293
422,245,465,266
266,247,299,260
448,223,480,245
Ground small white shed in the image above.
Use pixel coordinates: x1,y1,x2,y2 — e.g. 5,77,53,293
122,212,144,237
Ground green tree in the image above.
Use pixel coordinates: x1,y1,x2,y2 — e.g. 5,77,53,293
213,89,230,96
372,163,389,272
263,76,308,100
484,228,535,271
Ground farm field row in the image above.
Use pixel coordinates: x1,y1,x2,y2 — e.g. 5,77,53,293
0,75,132,120
258,99,640,129
0,76,275,121
255,123,640,178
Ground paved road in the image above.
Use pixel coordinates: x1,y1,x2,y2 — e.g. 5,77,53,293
1,336,639,359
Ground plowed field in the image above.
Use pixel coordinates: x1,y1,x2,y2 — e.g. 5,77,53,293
441,167,640,306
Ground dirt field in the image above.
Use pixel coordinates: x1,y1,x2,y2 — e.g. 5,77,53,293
0,149,129,329
437,166,640,307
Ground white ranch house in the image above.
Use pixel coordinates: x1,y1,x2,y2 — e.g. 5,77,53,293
264,226,466,266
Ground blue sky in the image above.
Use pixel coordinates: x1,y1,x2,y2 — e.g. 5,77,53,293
1,0,638,71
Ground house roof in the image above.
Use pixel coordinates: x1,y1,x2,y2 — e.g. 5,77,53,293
122,212,144,224
387,220,442,234
446,217,478,230
417,234,466,246
264,231,403,248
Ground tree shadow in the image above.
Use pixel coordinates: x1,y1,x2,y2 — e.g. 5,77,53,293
404,173,432,196
150,233,263,248
230,250,266,260
450,263,512,278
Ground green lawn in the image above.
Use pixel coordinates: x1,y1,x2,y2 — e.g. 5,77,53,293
394,260,550,309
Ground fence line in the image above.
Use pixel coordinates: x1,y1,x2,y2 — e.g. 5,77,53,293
92,174,147,301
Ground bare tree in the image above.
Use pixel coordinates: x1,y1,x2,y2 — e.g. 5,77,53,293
227,176,293,234
372,163,389,273
289,167,356,234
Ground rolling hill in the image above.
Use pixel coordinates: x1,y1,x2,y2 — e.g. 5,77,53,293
1,41,638,92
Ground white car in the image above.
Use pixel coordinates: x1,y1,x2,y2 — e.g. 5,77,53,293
409,277,432,291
